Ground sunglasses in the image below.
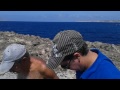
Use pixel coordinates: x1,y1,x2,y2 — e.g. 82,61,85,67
61,59,72,69
61,54,74,69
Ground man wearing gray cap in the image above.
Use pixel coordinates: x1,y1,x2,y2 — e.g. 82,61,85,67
47,30,120,79
0,43,59,79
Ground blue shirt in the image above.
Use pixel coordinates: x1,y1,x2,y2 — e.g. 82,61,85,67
76,49,120,79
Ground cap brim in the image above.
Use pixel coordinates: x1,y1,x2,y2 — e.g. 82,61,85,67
47,56,65,69
0,61,14,75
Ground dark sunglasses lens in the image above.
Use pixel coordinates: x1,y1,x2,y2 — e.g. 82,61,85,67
61,65,67,69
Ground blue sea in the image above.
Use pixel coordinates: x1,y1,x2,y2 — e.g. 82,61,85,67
0,21,120,44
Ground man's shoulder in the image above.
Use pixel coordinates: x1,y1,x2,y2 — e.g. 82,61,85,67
30,57,48,72
31,56,46,64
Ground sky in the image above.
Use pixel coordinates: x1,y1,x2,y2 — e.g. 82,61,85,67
0,11,120,22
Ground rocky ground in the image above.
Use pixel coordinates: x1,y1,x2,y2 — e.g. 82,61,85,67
0,31,120,79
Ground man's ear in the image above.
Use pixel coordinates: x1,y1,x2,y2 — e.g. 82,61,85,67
73,52,81,62
74,52,81,58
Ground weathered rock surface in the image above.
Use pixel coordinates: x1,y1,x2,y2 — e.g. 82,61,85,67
0,31,120,79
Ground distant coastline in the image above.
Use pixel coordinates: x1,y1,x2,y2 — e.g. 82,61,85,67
1,20,120,23
76,20,120,23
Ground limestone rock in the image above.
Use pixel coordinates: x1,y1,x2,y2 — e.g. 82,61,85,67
0,31,120,79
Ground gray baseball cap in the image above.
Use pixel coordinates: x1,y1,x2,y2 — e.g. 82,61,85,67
0,44,26,75
47,30,85,69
